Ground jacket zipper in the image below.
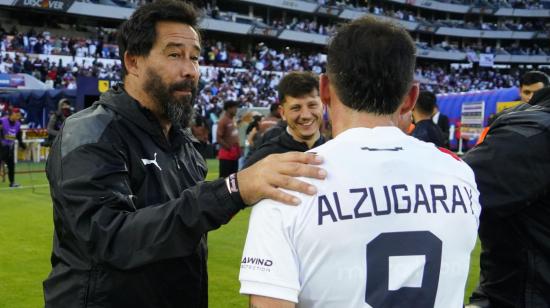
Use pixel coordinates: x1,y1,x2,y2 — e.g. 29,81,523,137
173,153,181,170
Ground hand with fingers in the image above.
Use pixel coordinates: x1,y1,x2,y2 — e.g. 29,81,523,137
236,152,327,206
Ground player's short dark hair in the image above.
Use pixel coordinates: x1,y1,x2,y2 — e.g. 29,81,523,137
520,71,550,87
326,16,416,115
117,0,201,79
277,71,319,104
415,91,437,115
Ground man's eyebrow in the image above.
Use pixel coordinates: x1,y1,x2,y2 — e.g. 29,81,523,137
163,42,201,53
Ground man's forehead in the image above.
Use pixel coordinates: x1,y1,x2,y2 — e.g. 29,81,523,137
285,93,321,104
156,21,201,48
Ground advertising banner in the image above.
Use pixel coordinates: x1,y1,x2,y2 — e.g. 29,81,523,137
496,101,522,113
15,0,75,11
0,74,25,88
460,101,485,139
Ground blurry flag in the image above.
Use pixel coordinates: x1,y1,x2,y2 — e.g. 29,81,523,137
479,54,494,67
466,52,478,63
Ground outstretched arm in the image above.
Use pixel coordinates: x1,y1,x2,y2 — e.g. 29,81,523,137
250,295,295,308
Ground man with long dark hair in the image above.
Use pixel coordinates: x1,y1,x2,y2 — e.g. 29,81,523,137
43,1,326,307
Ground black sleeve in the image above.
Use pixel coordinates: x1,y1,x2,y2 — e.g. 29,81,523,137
50,141,244,270
464,126,550,216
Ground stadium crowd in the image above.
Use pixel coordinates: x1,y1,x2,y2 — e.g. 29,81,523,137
2,45,549,102
0,25,120,59
322,0,549,10
74,0,550,11
1,0,549,101
0,52,122,89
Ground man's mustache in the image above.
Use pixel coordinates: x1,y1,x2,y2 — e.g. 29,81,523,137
170,80,197,93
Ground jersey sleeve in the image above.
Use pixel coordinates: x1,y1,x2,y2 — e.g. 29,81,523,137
239,200,301,303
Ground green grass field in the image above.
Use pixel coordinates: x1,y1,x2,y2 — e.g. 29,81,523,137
0,160,480,307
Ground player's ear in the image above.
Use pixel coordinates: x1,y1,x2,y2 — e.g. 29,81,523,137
124,52,140,78
278,103,284,118
319,73,331,108
279,103,288,121
400,81,419,115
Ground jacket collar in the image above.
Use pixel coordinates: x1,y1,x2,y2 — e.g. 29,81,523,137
278,129,326,151
529,86,550,108
95,84,192,149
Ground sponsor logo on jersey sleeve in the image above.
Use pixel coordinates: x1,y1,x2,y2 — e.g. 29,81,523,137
241,256,273,272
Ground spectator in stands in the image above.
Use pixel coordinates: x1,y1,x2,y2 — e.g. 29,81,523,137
246,106,286,161
412,91,445,147
45,98,72,146
465,86,550,308
244,71,325,168
519,70,550,103
216,100,241,177
258,102,281,136
245,113,264,150
43,1,327,307
0,107,26,187
191,115,210,159
432,103,450,148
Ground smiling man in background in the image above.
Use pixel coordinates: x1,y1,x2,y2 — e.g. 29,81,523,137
244,71,325,168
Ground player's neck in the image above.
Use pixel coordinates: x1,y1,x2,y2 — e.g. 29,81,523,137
331,107,398,138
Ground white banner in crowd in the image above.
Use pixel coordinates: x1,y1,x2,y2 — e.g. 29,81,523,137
479,54,495,67
466,51,479,63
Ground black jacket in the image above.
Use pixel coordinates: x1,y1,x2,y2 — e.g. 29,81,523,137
435,112,450,148
243,130,325,168
44,86,245,308
464,87,550,307
412,119,445,147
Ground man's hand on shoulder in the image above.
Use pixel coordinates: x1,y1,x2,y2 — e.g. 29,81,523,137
237,152,326,206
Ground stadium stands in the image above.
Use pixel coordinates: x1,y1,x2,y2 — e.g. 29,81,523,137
0,0,549,98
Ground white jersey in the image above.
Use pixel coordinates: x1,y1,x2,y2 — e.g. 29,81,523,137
239,127,480,308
